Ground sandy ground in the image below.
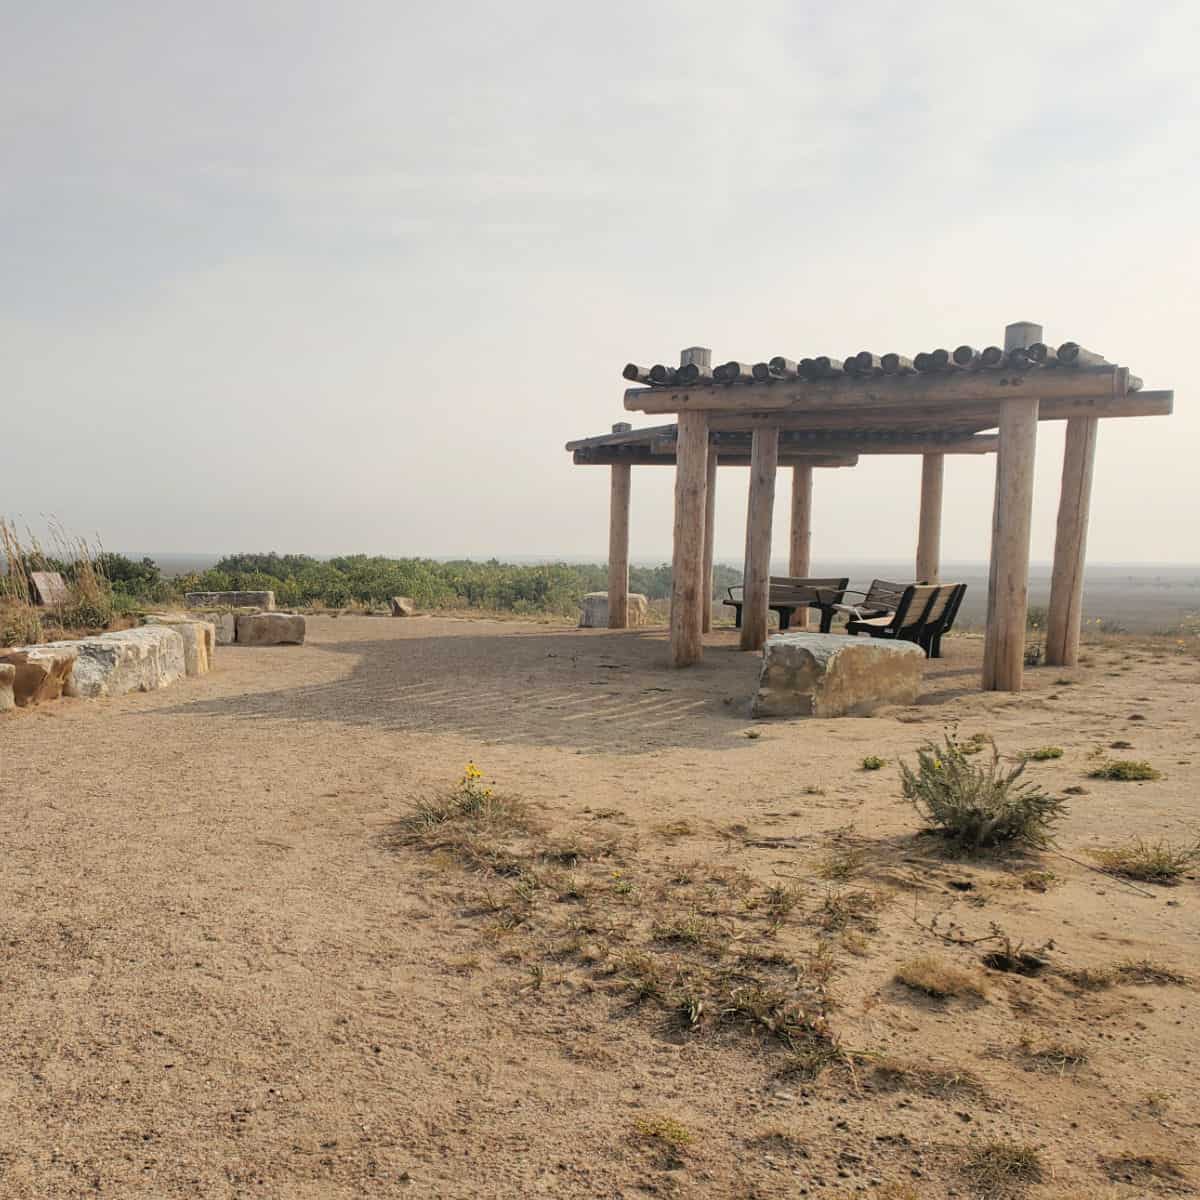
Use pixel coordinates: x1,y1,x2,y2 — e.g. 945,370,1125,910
1,615,1197,1199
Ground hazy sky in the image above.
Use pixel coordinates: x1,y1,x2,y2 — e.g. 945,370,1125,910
4,1,1197,564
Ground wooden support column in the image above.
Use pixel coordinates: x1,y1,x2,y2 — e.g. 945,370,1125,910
983,321,1042,691
702,449,718,633
1045,416,1098,665
915,453,944,582
788,463,813,628
740,427,780,652
607,422,632,629
669,411,710,666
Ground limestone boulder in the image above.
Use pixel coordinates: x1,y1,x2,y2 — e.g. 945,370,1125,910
0,644,79,706
188,611,238,645
235,612,306,646
579,592,649,628
0,664,15,712
752,632,925,719
61,627,187,698
144,616,216,675
390,596,416,617
185,590,275,610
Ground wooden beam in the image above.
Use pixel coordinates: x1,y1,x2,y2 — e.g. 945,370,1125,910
669,374,710,668
983,396,1040,690
916,453,944,582
702,450,718,634
608,443,631,630
789,464,813,577
707,432,998,455
1045,416,1098,666
625,365,1128,415
573,448,856,467
740,428,779,652
789,464,813,629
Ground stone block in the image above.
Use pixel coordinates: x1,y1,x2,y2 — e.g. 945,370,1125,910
144,616,216,675
30,571,70,606
60,627,187,698
184,590,275,610
752,633,925,719
390,596,416,617
0,644,79,707
235,612,305,646
0,664,15,712
579,592,649,628
187,612,238,645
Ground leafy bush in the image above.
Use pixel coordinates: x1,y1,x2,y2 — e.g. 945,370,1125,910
861,755,885,771
1089,759,1161,781
1021,746,1063,761
899,732,1068,849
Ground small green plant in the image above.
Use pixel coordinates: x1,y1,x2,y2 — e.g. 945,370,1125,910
632,1114,693,1148
1021,746,1063,761
861,755,885,771
900,732,1067,849
1090,838,1200,884
1088,759,1161,781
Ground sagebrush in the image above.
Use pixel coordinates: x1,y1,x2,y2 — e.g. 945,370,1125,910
900,733,1067,849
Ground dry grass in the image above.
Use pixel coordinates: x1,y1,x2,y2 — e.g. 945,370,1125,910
631,1113,693,1148
1090,837,1200,884
1100,1152,1189,1186
1068,958,1191,989
895,956,988,1000
868,1057,986,1099
1015,1036,1088,1073
960,1141,1043,1195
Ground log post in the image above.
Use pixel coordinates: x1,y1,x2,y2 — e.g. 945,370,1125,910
702,449,718,633
983,321,1042,691
607,422,632,629
788,463,813,628
670,347,712,667
740,427,780,652
1045,416,1098,665
915,452,944,582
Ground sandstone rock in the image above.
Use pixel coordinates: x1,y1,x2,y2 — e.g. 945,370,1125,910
390,596,417,617
184,590,275,610
144,616,217,676
0,664,15,712
578,592,649,628
0,644,79,706
61,627,187,698
235,612,306,646
752,633,925,719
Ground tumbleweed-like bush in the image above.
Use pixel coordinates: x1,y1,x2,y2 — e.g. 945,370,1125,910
900,733,1067,850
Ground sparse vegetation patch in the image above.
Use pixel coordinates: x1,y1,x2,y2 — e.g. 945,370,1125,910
1090,838,1200,884
900,732,1067,849
1088,759,1161,781
895,956,987,1000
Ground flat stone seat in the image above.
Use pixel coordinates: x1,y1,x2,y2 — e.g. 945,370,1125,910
579,592,649,628
50,627,187,699
144,615,217,675
235,612,305,646
752,632,925,718
185,590,275,611
0,663,16,712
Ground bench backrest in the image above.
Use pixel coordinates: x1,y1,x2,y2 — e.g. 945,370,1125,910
767,576,849,604
891,583,942,630
929,582,967,633
862,579,911,612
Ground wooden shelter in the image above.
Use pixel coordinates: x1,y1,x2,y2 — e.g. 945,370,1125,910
566,322,1172,692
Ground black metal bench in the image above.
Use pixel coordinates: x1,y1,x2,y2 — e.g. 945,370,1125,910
840,582,967,657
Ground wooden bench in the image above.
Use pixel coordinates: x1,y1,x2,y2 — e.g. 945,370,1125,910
725,576,849,632
842,582,967,656
816,578,910,632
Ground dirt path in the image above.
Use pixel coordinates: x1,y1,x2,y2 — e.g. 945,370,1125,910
2,616,1197,1198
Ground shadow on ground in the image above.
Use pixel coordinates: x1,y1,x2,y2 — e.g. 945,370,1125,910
151,625,983,755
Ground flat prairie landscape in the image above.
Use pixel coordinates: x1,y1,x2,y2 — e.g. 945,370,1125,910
1,616,1198,1199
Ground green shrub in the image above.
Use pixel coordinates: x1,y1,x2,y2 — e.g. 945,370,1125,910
861,755,885,771
1089,759,1161,781
900,733,1067,849
1021,746,1063,761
